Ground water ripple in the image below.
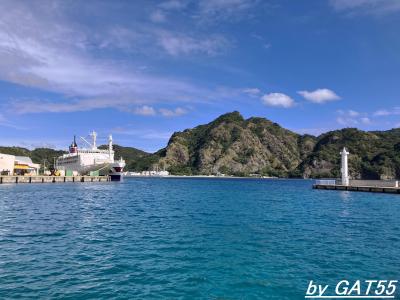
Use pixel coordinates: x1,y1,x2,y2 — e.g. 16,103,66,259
0,179,399,299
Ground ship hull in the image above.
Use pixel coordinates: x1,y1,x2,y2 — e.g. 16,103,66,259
110,174,123,181
107,160,125,182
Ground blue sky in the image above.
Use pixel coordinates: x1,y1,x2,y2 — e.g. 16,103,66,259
0,0,400,152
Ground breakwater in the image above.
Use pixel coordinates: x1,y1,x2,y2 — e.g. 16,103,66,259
313,181,400,194
0,175,110,184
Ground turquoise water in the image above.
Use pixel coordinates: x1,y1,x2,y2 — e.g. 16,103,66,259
0,178,399,299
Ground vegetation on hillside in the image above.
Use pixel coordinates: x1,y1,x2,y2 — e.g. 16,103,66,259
153,112,400,179
0,147,66,165
1,112,399,179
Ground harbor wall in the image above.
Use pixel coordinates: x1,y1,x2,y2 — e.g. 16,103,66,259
0,175,110,184
348,179,398,187
319,179,399,188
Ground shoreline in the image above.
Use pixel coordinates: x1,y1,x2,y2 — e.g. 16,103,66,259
124,175,309,180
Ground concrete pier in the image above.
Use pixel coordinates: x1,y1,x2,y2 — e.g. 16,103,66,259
312,148,400,194
0,175,111,184
313,182,400,194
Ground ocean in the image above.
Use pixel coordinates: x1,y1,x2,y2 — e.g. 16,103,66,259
0,178,399,299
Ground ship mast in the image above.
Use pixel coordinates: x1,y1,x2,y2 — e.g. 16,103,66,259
108,135,113,158
89,131,97,150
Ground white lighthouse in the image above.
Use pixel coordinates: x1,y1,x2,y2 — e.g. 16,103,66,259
340,147,350,186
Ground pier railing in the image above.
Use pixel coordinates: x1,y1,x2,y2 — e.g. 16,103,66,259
315,179,399,188
315,179,337,186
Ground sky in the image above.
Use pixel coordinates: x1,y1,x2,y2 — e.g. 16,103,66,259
0,0,400,152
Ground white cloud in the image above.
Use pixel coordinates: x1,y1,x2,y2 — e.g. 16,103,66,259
134,105,157,116
298,88,341,104
263,43,271,49
242,88,261,96
293,127,332,136
250,33,272,50
337,109,360,116
159,107,187,117
261,93,295,108
197,0,257,22
111,127,172,140
360,117,371,124
0,1,242,115
336,109,371,126
159,0,187,10
373,107,400,116
0,4,199,98
374,109,391,116
348,110,360,117
0,138,66,150
0,113,26,129
330,0,400,14
337,116,356,126
156,31,229,56
150,10,167,23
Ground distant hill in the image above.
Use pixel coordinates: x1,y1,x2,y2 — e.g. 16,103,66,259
153,111,316,176
2,111,400,178
297,128,400,179
0,147,66,169
0,144,154,172
98,144,154,171
150,111,400,179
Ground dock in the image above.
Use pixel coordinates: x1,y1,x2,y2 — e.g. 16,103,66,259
0,175,111,184
312,148,400,194
313,179,400,194
313,184,400,194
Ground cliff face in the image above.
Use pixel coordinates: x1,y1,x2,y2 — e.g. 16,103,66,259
155,112,400,179
158,112,316,176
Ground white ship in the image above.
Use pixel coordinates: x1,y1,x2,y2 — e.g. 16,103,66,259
56,131,125,181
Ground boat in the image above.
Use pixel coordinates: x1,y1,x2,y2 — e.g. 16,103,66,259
56,131,125,181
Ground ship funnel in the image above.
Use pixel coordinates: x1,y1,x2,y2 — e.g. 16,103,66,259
69,135,78,153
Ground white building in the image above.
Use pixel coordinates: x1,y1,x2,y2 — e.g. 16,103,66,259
14,156,40,175
0,153,15,175
124,170,170,177
0,153,40,176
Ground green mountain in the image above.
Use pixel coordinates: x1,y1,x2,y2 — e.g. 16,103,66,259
0,147,66,170
2,112,399,179
298,128,400,179
98,144,153,171
152,112,400,179
155,111,316,176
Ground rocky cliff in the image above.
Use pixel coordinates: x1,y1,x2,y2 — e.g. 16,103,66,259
157,111,316,176
154,112,400,179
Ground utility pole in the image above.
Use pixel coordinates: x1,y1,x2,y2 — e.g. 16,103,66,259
42,159,47,175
